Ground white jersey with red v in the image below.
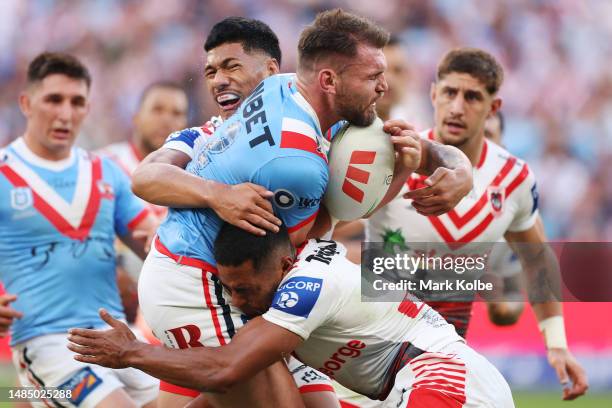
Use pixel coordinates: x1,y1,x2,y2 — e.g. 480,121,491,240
367,129,539,336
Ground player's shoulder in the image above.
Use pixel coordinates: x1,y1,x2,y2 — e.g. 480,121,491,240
293,239,348,276
484,139,533,176
167,126,212,143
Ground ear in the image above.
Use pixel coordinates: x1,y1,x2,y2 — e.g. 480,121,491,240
267,58,280,76
280,255,294,276
429,82,437,104
487,97,502,119
18,92,31,117
318,69,337,95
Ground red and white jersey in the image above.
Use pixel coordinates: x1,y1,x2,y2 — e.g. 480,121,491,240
262,239,462,400
367,129,539,245
98,141,143,176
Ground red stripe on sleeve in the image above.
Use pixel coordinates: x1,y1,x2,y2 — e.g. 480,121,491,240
127,207,150,230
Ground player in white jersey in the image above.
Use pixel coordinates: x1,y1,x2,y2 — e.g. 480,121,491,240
367,48,588,400
0,52,159,407
68,223,514,408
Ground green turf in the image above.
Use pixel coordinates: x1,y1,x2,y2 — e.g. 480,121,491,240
513,392,611,408
0,363,609,407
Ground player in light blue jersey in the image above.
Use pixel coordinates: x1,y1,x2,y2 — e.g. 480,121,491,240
130,11,472,408
0,52,159,408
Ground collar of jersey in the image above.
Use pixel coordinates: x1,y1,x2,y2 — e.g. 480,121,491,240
291,90,323,138
12,137,76,171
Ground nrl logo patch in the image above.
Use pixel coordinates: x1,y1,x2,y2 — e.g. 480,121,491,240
11,187,33,210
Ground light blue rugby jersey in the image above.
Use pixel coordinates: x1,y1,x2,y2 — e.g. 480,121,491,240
157,73,341,266
0,139,147,345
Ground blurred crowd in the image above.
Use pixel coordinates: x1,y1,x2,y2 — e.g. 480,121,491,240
1,0,610,240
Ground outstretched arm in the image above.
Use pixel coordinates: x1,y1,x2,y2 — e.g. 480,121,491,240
505,220,588,401
68,309,302,392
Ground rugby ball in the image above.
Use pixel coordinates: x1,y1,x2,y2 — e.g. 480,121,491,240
323,117,395,221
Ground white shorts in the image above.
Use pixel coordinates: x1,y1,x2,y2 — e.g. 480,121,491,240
139,238,244,349
335,381,382,407
12,333,158,408
383,342,514,408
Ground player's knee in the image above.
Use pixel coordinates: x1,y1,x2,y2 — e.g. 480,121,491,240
487,302,524,326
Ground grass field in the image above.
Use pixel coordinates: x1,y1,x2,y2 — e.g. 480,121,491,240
0,363,609,407
513,392,612,408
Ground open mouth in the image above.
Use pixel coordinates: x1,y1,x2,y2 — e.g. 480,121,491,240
444,120,466,134
216,92,242,112
51,128,71,139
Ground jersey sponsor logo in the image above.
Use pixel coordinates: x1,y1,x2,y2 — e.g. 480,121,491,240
274,189,296,209
242,82,275,148
10,187,33,210
318,340,366,379
272,276,323,317
166,324,204,349
276,291,300,308
305,239,340,265
58,366,102,405
298,196,322,209
342,150,376,203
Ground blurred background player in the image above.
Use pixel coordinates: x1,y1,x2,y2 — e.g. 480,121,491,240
0,52,159,408
366,47,588,400
98,82,188,327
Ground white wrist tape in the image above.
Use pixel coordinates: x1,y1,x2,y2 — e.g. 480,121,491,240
539,316,568,349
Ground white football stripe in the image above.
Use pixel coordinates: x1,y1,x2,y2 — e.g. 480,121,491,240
282,117,318,141
290,92,322,135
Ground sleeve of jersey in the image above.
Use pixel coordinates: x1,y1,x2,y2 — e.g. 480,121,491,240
163,127,209,160
507,163,540,232
252,156,328,234
106,159,149,236
262,270,339,340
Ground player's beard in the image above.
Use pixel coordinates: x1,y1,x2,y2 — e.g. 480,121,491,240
336,90,377,127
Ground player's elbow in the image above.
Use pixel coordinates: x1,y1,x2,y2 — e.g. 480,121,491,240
487,302,524,326
131,164,158,199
